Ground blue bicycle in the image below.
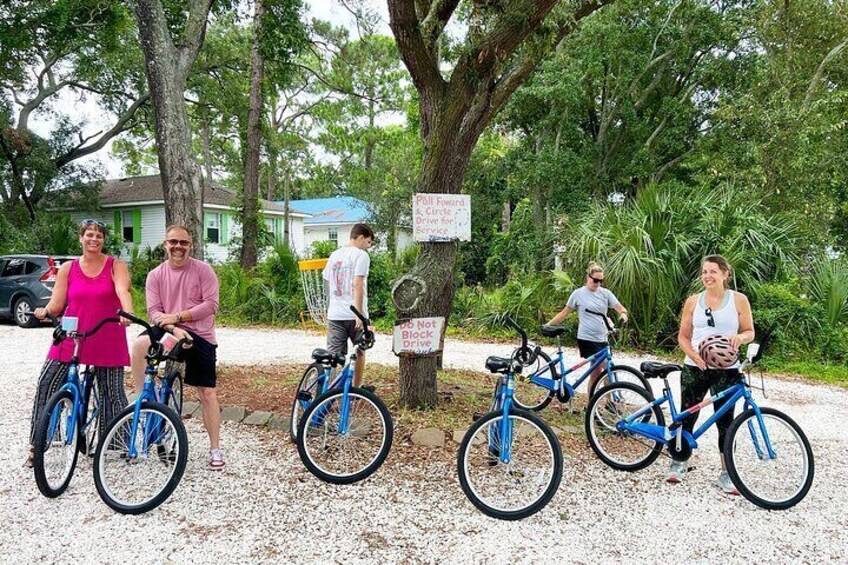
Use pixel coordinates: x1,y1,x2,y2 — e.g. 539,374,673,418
457,353,563,520
504,313,649,412
31,312,117,498
295,305,393,484
92,310,189,514
585,343,814,510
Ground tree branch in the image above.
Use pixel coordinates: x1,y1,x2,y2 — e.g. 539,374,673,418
387,0,445,99
420,0,460,50
55,93,150,168
177,0,215,79
804,37,848,107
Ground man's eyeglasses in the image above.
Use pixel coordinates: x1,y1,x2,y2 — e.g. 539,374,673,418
165,238,192,247
80,219,106,228
590,276,605,285
705,307,715,327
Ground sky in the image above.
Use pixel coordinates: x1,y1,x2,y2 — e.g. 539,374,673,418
27,0,392,179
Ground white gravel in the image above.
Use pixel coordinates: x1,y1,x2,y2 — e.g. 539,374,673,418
2,323,847,564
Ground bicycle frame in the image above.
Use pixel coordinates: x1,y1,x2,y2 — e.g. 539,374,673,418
307,352,359,434
46,340,99,448
527,346,614,398
488,372,518,464
620,377,778,460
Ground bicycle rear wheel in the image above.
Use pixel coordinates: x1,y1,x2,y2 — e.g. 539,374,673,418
290,363,327,442
458,408,562,520
93,401,188,514
33,389,80,498
585,383,665,471
589,364,651,401
512,351,555,412
296,387,393,484
162,370,183,417
724,407,814,510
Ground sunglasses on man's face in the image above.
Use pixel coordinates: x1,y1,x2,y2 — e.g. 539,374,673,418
81,219,106,228
590,276,605,285
165,238,192,247
705,307,715,327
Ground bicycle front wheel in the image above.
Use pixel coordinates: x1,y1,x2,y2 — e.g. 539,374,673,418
724,407,814,510
457,409,562,520
585,383,665,471
93,401,188,514
33,389,80,498
78,375,99,456
512,351,555,412
296,387,393,484
589,364,651,401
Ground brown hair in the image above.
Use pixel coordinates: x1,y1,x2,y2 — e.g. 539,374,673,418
78,220,107,237
350,223,375,240
166,225,193,240
585,261,604,277
702,254,732,288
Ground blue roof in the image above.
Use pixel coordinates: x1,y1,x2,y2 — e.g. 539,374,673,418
283,196,372,225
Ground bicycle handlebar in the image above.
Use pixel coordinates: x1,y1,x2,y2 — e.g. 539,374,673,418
349,305,375,350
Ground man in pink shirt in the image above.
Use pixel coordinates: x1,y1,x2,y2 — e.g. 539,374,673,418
131,225,225,469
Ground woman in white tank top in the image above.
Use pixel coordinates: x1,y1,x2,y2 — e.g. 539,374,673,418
668,255,755,494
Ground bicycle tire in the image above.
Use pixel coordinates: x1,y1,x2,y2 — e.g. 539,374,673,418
163,370,183,417
290,363,327,442
78,374,99,456
93,401,188,514
296,387,393,484
585,382,665,471
512,351,555,412
33,389,80,498
457,408,562,520
588,364,652,401
724,407,814,510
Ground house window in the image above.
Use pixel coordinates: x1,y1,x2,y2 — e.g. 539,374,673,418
206,212,221,244
328,228,338,247
122,211,134,242
265,217,275,242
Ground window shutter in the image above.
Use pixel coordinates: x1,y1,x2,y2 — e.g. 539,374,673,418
132,209,142,244
114,210,122,233
221,213,229,244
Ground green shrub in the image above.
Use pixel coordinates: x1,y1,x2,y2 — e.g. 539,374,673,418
310,240,337,259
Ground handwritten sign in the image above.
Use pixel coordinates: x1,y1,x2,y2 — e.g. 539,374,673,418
412,193,471,242
393,317,445,355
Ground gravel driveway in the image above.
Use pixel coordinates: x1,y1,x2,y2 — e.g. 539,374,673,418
2,323,846,563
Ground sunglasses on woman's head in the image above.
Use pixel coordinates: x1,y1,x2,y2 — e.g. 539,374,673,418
705,307,715,327
165,238,191,247
80,219,106,228
590,276,605,285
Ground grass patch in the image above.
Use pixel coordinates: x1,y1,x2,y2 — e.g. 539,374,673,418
769,361,848,388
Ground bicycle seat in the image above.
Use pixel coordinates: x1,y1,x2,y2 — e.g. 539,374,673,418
540,325,567,338
640,361,682,379
312,348,346,367
485,356,521,375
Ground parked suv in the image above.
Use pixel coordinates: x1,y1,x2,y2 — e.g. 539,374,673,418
0,255,75,328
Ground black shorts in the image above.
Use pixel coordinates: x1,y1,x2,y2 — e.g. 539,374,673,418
141,329,218,388
577,339,608,359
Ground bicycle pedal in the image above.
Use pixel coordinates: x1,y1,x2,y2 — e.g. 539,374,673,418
296,391,313,402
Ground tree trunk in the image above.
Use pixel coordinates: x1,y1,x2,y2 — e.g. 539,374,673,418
240,0,265,268
202,113,214,184
133,0,211,258
283,168,291,250
392,125,475,408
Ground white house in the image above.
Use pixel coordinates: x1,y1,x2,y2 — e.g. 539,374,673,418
68,175,310,262
287,196,413,255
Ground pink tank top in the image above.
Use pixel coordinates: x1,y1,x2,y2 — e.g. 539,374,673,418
47,256,130,367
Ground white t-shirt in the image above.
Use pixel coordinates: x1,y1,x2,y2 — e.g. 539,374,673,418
566,286,621,342
323,246,370,320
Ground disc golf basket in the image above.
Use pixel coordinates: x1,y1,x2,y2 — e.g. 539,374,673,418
298,258,328,327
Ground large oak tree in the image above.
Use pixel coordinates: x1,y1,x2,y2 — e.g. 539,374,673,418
388,0,615,408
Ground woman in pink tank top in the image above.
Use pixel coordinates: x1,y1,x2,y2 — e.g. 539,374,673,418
25,220,135,467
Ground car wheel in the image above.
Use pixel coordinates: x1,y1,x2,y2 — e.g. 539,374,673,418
14,296,38,328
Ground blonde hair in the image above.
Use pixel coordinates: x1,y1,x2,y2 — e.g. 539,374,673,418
586,262,604,276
